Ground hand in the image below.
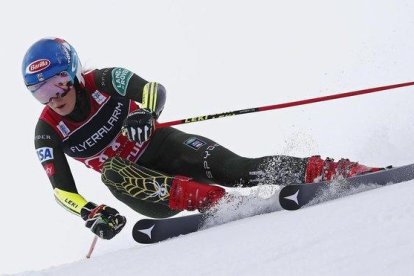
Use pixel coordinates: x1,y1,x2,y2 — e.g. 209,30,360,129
122,108,156,144
81,202,126,240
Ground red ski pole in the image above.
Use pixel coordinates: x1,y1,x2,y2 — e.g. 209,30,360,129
157,81,414,128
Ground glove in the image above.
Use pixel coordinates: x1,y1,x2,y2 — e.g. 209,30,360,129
81,202,126,240
122,108,156,144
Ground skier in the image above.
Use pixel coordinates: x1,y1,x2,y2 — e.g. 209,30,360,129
23,37,382,240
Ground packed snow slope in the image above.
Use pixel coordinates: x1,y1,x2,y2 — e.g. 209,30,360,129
21,180,414,276
2,0,414,275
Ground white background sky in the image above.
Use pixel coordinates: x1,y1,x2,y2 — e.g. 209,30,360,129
1,0,414,274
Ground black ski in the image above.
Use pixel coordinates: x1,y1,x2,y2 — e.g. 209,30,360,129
132,213,206,244
279,163,414,210
132,193,279,244
133,163,414,243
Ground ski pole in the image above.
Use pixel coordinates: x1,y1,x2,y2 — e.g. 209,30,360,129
157,81,414,128
86,236,98,259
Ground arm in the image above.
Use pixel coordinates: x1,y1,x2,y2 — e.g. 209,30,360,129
35,121,126,239
35,120,88,215
94,67,166,118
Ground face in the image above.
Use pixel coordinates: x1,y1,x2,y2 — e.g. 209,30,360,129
47,86,77,116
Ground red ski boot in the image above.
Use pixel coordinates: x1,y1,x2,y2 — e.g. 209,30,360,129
168,176,226,212
305,155,383,183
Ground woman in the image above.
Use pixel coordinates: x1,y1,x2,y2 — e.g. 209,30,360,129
23,37,381,240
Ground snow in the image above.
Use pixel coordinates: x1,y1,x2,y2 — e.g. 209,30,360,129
2,0,414,275
18,182,414,275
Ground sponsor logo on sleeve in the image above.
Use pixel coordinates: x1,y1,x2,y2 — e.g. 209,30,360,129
43,163,55,177
57,121,70,137
35,134,52,141
37,147,54,162
99,68,111,87
92,91,107,105
111,68,133,96
183,137,207,150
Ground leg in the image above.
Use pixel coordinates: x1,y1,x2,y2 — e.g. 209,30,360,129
108,188,179,218
138,127,308,186
138,127,382,186
101,157,225,215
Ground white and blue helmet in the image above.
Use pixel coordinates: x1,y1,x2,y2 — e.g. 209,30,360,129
22,37,83,88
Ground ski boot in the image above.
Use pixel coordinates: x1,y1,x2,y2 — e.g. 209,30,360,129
305,155,383,183
168,176,226,212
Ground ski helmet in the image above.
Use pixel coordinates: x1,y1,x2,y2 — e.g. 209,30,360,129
22,38,83,102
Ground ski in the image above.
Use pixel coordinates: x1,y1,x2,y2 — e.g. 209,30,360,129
132,213,206,244
132,193,279,244
279,163,414,210
133,163,414,243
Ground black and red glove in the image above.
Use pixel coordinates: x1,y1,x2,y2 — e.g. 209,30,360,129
81,202,126,240
122,108,156,144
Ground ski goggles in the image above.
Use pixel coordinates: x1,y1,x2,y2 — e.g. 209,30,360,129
27,71,74,104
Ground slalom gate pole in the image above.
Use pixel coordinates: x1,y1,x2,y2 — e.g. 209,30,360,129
157,81,414,128
86,236,98,259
